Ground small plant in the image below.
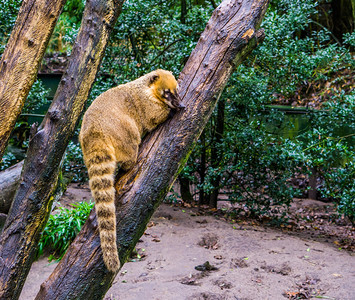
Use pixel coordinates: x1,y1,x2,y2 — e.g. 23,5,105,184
37,201,94,261
164,187,180,204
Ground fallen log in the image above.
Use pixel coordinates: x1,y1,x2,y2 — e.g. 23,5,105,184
0,161,23,214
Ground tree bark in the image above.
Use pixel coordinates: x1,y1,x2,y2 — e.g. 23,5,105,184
209,98,225,208
0,214,6,232
129,33,140,63
36,0,269,299
181,0,187,24
331,0,354,43
308,167,318,200
179,175,194,203
0,0,66,161
0,161,23,214
0,1,125,299
199,130,207,206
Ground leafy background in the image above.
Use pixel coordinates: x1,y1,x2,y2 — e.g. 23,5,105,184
0,0,354,257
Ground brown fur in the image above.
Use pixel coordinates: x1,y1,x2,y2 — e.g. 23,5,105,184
79,70,182,272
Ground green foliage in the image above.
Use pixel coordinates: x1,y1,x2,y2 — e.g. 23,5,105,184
0,151,16,171
62,0,86,24
5,78,51,152
250,0,354,98
164,187,181,204
343,31,355,48
37,201,94,261
89,0,215,103
322,161,354,224
0,0,84,56
46,0,85,54
63,140,88,182
0,0,21,56
298,92,355,221
24,79,51,113
181,0,354,218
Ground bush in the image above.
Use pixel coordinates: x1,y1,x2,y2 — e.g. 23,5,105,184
37,201,94,260
180,0,354,218
323,161,355,225
24,79,51,113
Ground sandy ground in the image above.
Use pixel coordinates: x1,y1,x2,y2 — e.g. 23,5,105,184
20,185,354,300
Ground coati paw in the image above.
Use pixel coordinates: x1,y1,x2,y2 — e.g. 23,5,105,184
121,160,136,171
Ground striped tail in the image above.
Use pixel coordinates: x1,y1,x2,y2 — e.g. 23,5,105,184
87,148,120,272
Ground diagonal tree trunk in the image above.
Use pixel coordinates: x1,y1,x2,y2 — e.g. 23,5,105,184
0,1,125,299
36,0,269,299
0,0,67,161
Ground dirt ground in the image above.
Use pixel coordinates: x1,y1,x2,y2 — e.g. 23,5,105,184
20,184,354,300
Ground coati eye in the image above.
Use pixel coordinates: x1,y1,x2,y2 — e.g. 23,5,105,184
163,89,171,98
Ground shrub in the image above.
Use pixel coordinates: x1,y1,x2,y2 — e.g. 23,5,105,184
180,0,354,218
37,201,94,260
24,79,51,113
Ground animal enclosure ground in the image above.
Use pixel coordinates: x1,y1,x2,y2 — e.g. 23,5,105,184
20,184,354,300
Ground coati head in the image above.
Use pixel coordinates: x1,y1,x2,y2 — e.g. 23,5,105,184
149,69,185,110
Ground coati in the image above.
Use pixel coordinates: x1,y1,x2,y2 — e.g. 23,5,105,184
79,69,183,272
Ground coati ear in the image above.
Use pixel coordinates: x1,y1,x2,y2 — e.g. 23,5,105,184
149,74,159,85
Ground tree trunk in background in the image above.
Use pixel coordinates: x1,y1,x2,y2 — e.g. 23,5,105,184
331,0,354,43
129,33,140,63
181,0,187,24
308,167,318,200
210,0,217,9
209,98,225,208
179,175,194,203
0,0,66,161
199,131,207,206
35,1,269,299
0,1,125,299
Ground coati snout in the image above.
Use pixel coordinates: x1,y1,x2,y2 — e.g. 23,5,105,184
79,69,183,272
164,89,185,110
